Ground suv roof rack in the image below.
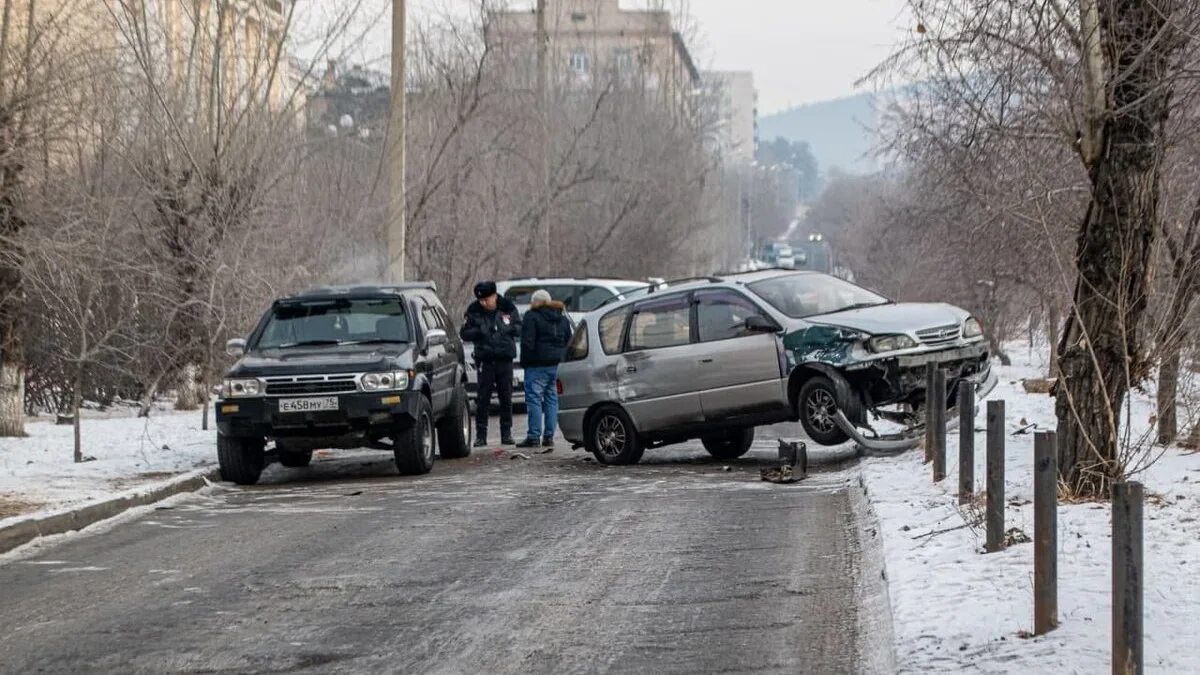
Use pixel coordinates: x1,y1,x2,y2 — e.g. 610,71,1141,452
289,282,437,298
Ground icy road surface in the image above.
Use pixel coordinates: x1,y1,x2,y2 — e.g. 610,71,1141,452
0,422,888,674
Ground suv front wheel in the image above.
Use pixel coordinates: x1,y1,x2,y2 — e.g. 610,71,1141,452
701,427,754,460
586,406,644,465
218,435,266,485
394,396,436,475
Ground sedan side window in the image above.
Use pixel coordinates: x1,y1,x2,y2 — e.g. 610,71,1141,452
696,290,771,343
628,294,692,351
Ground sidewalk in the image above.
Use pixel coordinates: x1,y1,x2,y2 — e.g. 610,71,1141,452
0,408,217,532
860,344,1200,673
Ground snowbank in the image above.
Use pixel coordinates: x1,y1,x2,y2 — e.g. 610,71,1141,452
861,345,1200,673
0,410,216,529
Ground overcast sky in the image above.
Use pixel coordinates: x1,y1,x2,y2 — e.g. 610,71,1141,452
297,0,911,114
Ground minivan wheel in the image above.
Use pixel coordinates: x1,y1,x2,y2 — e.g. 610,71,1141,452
218,434,266,485
437,388,472,459
798,376,851,446
701,427,755,460
394,396,436,475
586,406,643,465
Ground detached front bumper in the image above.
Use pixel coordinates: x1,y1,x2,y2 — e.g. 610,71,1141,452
837,354,998,453
216,391,424,442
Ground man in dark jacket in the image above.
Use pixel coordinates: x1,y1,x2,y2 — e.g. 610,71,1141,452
516,289,573,449
460,281,521,446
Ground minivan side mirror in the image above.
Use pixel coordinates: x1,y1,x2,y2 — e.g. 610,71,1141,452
226,338,247,357
745,315,777,333
425,328,448,347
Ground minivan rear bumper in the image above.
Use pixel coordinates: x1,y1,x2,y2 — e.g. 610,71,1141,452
559,408,587,446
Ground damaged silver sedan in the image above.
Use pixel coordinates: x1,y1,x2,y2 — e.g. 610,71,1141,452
556,269,997,465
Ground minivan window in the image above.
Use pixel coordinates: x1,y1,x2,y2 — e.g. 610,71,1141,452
564,321,589,361
598,307,630,354
696,290,770,342
748,273,889,319
628,294,691,351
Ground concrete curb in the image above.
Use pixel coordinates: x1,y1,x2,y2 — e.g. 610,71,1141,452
0,467,221,555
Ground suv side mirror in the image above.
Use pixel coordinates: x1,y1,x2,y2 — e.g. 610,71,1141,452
425,328,448,347
745,316,777,333
226,338,247,357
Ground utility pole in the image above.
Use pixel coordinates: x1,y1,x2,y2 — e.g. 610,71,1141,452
387,0,407,282
536,0,552,271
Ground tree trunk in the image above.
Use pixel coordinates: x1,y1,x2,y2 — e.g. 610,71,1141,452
1046,301,1060,379
72,369,83,464
1156,349,1180,446
1055,0,1181,498
0,344,24,437
174,363,199,411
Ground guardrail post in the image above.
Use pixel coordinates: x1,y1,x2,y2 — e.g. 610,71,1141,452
958,381,975,503
1113,482,1143,675
1034,430,1058,635
924,363,936,463
985,399,1005,553
932,368,947,482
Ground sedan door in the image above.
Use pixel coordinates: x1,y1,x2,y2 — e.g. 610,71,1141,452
615,292,704,431
690,289,788,419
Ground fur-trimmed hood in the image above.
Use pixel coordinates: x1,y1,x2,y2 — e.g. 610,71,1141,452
530,299,566,312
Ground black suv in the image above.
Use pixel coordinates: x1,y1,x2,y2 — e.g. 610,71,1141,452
215,283,471,485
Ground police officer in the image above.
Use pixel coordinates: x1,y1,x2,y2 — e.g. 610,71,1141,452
460,281,521,446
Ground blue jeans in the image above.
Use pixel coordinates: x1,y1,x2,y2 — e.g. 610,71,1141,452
523,366,559,441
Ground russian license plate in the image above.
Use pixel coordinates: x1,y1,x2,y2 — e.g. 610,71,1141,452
278,397,339,413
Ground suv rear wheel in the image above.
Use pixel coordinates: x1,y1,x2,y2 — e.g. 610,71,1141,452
394,396,436,475
701,427,755,460
799,376,850,445
218,435,266,485
437,386,472,459
586,406,643,465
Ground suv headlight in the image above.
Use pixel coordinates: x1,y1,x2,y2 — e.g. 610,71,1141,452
963,317,984,338
222,378,262,398
868,334,918,353
360,371,410,392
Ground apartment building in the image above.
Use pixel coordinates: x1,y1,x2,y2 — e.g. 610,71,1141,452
705,70,758,165
488,0,701,109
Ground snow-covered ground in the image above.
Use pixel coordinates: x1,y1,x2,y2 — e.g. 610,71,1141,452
0,409,216,529
861,343,1200,673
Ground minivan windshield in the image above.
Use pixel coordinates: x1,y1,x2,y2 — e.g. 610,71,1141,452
748,274,890,319
256,297,411,349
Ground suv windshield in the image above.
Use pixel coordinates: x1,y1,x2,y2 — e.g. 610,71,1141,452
256,297,411,349
748,274,889,319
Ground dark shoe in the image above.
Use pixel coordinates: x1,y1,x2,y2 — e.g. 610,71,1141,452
473,438,489,448
501,437,516,446
542,438,555,447
515,438,540,448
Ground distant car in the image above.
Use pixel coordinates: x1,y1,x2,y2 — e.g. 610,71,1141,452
556,270,997,465
465,277,652,405
215,283,471,485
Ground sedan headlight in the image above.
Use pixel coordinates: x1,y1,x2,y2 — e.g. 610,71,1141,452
222,378,262,398
360,371,410,392
963,317,984,338
868,334,918,353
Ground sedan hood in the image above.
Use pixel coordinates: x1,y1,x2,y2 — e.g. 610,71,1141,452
228,343,415,377
805,302,969,336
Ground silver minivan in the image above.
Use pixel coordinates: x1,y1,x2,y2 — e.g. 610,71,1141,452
556,270,996,465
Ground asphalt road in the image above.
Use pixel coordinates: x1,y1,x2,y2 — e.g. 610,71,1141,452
0,422,888,674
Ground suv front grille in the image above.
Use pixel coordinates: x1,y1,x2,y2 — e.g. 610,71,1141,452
916,324,962,346
263,374,359,396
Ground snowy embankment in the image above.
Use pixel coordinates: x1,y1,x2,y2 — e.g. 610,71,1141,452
861,344,1200,673
0,408,216,529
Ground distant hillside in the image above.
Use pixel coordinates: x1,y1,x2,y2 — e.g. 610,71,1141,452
759,93,881,175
